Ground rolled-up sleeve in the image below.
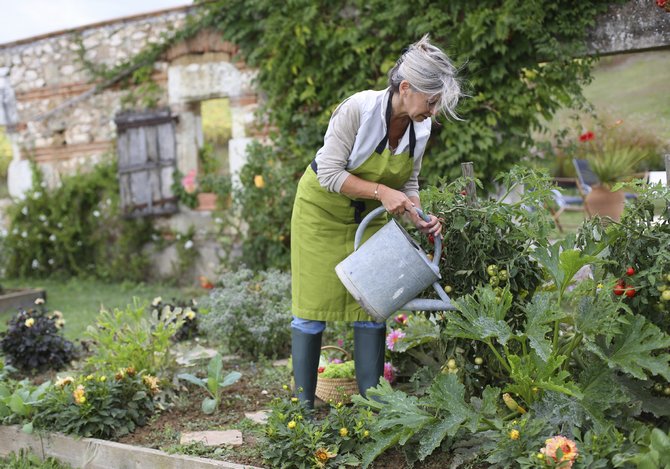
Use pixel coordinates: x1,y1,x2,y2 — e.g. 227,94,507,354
400,156,422,199
314,98,360,193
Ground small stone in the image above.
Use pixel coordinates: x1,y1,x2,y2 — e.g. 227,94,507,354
244,411,269,425
272,358,289,367
180,430,243,447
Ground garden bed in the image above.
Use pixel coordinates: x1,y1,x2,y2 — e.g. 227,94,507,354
0,288,46,314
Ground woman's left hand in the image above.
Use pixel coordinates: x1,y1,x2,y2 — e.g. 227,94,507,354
412,212,442,236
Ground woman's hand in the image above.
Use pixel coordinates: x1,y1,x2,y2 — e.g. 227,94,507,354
378,185,415,217
413,213,442,236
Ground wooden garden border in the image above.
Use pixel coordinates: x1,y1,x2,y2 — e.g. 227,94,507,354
0,425,264,469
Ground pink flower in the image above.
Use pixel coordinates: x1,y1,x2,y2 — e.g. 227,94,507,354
337,338,344,347
386,329,405,351
540,435,578,467
181,169,197,194
330,358,343,364
394,313,408,325
383,362,396,383
578,131,594,142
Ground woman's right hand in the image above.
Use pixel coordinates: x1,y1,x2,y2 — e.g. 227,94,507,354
378,185,415,217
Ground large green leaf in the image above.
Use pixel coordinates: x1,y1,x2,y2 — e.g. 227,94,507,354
392,314,440,353
521,293,566,362
532,237,600,297
506,353,582,403
447,287,514,346
589,315,670,381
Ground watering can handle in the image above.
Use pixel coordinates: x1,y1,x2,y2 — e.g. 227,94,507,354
354,206,442,271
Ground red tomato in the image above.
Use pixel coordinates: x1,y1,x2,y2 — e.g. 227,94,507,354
625,288,636,298
613,285,625,296
626,267,635,276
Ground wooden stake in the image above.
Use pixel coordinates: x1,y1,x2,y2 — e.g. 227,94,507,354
461,162,476,206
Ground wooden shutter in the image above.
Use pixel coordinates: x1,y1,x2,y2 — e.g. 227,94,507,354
115,109,178,218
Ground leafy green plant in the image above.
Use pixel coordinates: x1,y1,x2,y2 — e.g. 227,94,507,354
150,297,200,341
0,379,51,431
0,449,73,469
201,267,292,358
264,386,374,468
33,370,158,438
0,303,77,374
177,353,242,414
613,427,670,469
84,301,181,379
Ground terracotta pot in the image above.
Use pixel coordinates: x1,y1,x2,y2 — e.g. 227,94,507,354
195,192,217,211
585,186,625,221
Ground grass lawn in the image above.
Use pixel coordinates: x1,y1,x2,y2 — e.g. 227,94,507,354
0,278,204,341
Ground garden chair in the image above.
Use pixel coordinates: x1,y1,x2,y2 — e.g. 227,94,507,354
549,189,585,233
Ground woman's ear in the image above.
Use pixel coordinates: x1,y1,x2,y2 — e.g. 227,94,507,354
399,80,411,95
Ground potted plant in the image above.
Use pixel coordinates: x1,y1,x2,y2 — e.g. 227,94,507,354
559,119,653,221
195,173,232,211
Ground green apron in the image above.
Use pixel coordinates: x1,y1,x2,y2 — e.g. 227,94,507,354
291,97,417,322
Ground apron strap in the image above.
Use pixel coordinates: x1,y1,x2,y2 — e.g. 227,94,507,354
375,90,416,158
350,200,366,224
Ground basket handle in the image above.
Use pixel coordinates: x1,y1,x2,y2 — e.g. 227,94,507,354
320,345,352,361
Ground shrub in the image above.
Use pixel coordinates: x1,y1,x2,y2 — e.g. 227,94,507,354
0,302,77,374
34,369,158,438
84,302,181,379
1,160,153,281
201,267,291,358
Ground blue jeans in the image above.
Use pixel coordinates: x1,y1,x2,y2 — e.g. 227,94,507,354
291,316,385,334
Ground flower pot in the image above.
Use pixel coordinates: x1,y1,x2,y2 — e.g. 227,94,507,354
195,192,217,211
585,186,625,221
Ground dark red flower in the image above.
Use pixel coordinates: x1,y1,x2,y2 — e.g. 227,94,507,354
657,0,666,8
579,131,595,142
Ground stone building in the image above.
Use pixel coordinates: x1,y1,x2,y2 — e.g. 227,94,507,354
0,5,261,280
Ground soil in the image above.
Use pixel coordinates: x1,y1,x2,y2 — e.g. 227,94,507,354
113,358,454,469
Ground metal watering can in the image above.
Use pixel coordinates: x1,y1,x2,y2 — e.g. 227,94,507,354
335,206,456,322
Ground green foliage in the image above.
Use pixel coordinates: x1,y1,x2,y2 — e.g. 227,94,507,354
0,450,72,469
0,126,11,180
1,161,153,281
184,0,619,269
200,267,292,358
263,387,374,468
0,304,77,374
0,379,51,429
177,353,242,414
614,427,670,469
150,297,200,341
319,361,355,380
33,371,157,439
84,301,181,379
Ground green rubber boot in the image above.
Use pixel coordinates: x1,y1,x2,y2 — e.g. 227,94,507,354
353,326,386,398
291,328,322,409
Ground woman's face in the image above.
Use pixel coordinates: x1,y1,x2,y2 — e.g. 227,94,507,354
400,82,440,122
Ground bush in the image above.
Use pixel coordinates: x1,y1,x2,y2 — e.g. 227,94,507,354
84,302,181,379
34,369,158,438
1,160,153,281
0,302,77,374
201,267,291,358
150,296,200,341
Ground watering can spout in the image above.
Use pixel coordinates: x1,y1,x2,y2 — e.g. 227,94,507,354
401,281,456,311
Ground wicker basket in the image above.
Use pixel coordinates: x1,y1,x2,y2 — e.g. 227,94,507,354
315,346,359,404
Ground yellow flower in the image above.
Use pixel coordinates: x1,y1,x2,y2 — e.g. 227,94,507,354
509,429,520,440
34,298,45,305
363,430,370,438
151,296,162,307
73,385,86,405
143,375,160,395
125,367,136,377
24,318,35,328
254,175,265,188
115,370,125,380
282,384,289,391
314,447,336,467
52,310,63,319
291,397,299,403
99,376,106,382
339,427,348,437
185,309,196,320
85,374,94,381
287,420,297,429
55,376,74,388
55,319,65,329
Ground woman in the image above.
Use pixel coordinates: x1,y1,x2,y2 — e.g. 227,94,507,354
290,35,461,408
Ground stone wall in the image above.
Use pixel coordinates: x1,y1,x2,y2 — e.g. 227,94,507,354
0,5,260,282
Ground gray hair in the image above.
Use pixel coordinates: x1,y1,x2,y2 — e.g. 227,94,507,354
388,34,461,120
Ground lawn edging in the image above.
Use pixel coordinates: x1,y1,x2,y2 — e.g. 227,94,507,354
0,425,264,469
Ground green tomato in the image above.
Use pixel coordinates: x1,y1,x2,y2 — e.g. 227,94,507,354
447,358,457,370
666,274,670,283
486,264,498,277
489,275,500,287
474,357,484,365
498,269,508,281
657,284,668,292
663,290,670,301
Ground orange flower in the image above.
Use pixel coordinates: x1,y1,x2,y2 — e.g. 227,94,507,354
254,175,265,188
73,385,86,405
540,435,578,467
143,375,160,395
